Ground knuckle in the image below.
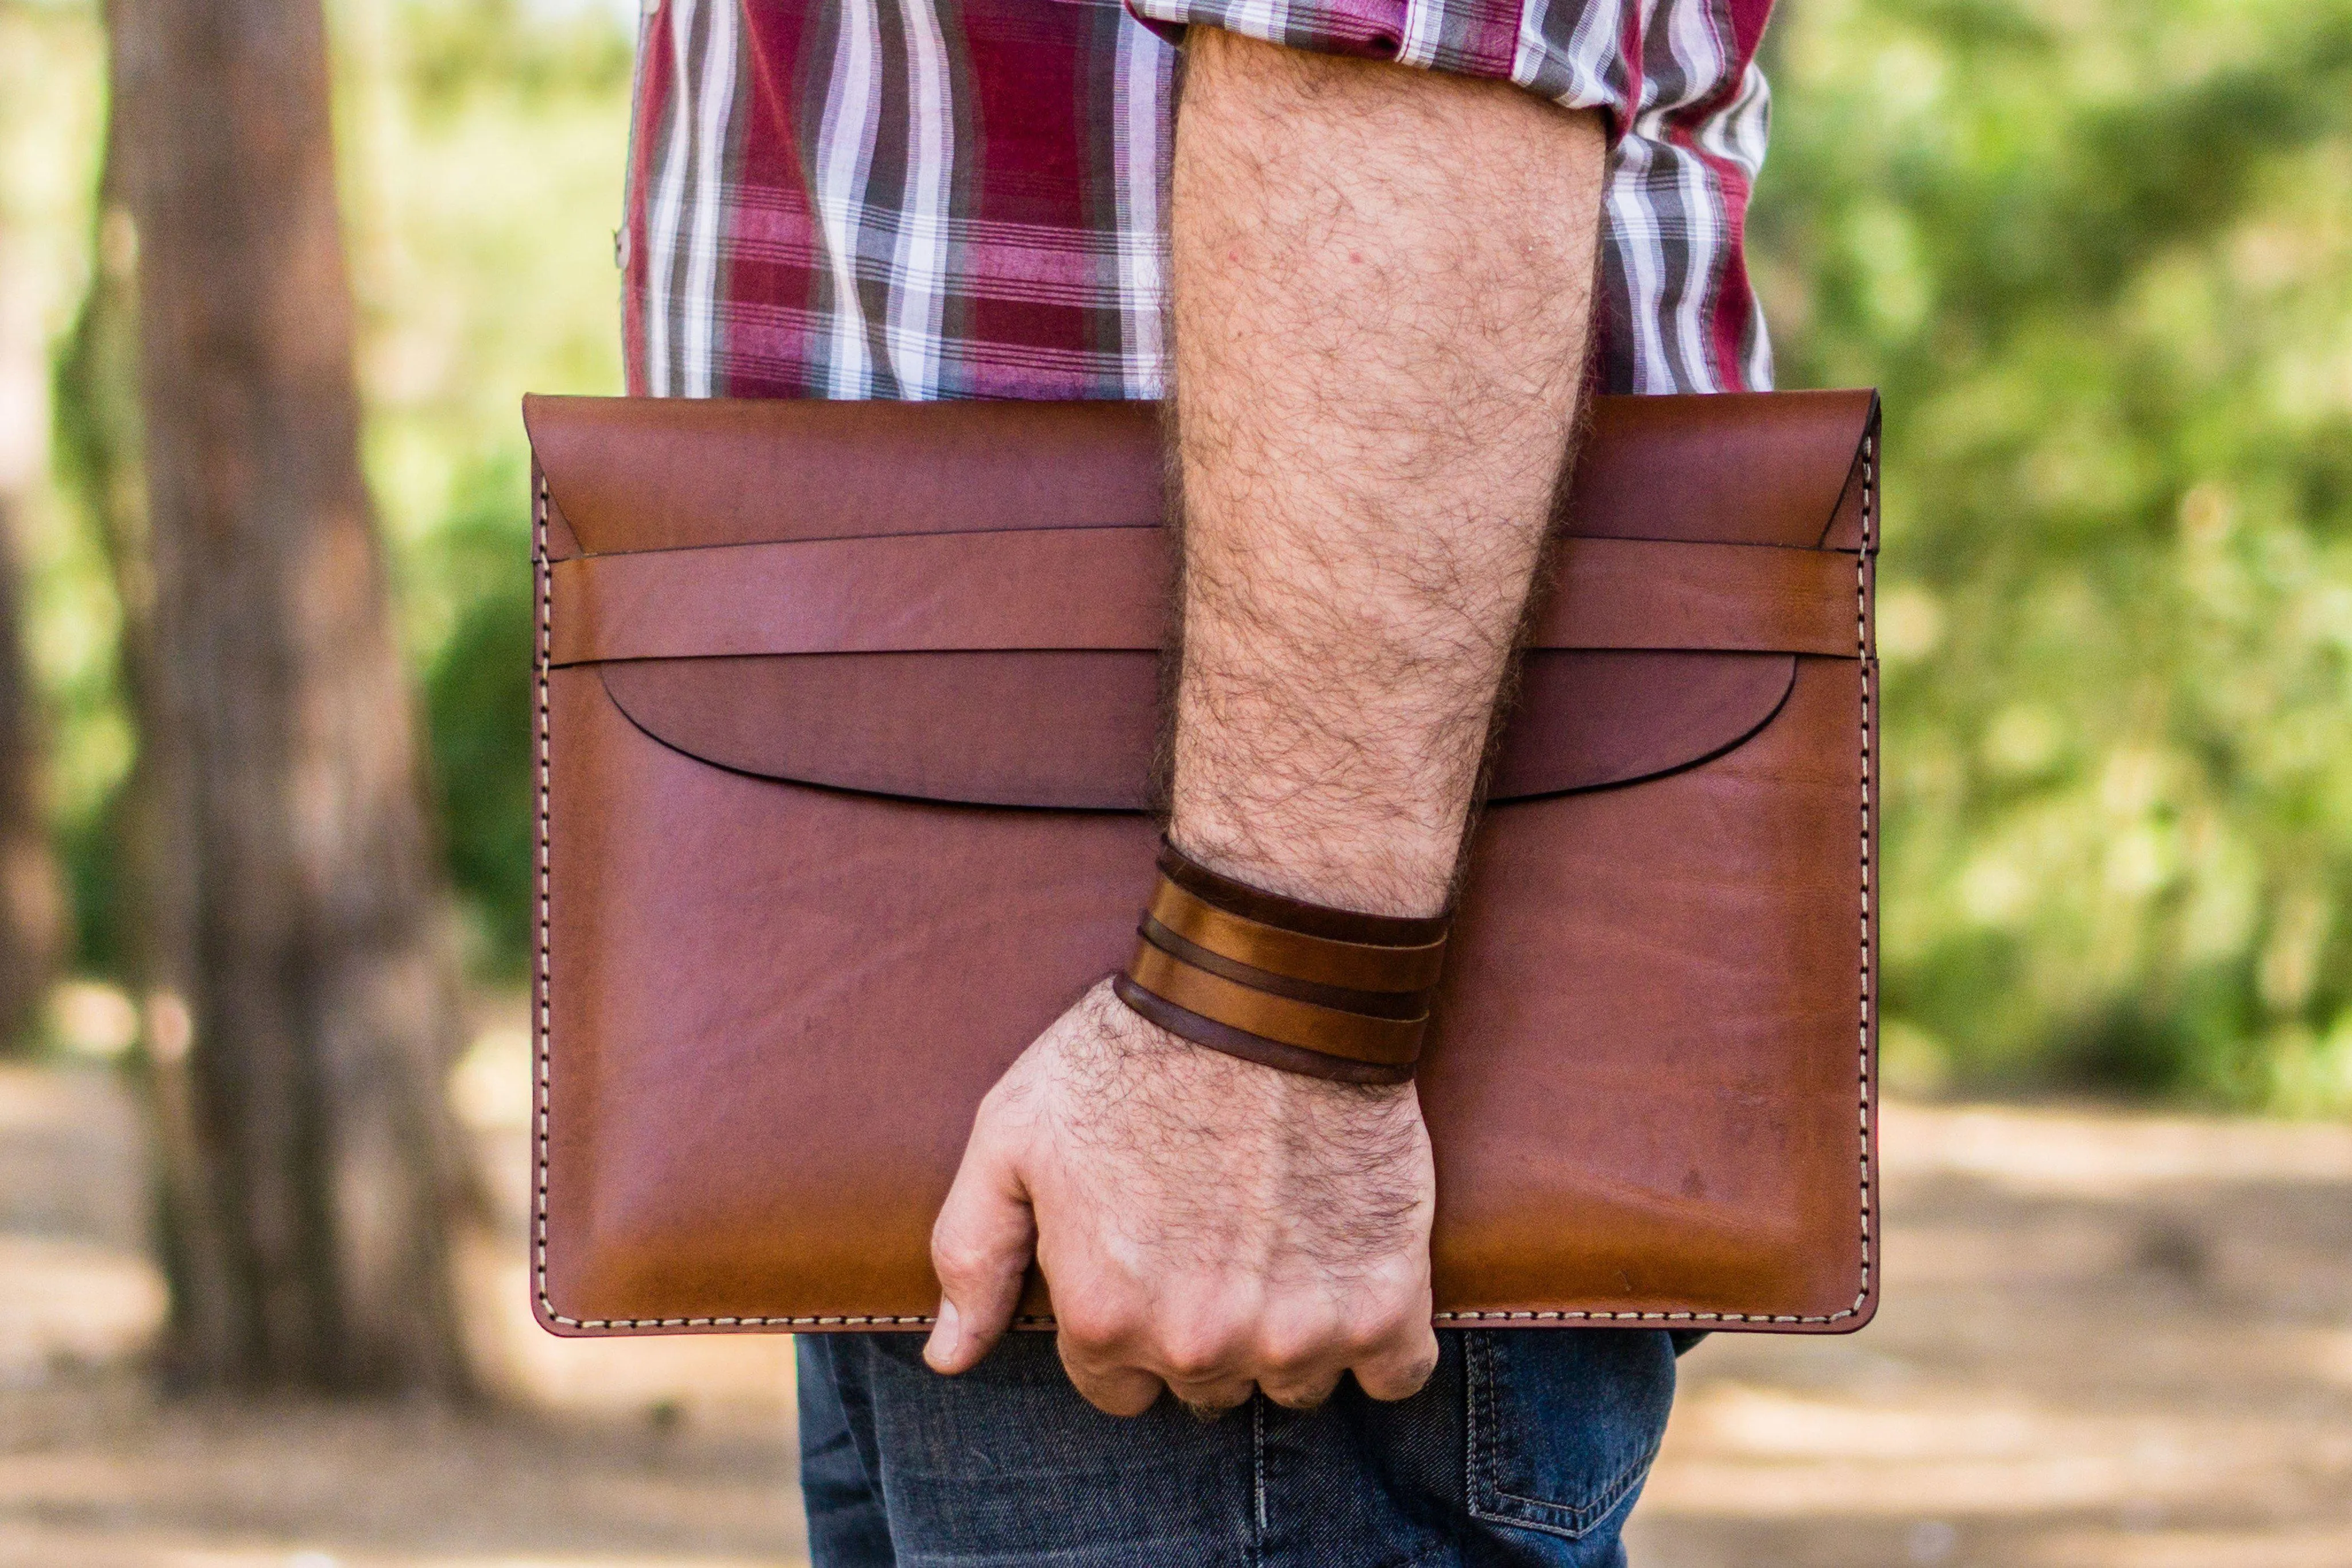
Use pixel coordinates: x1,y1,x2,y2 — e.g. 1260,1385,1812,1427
1257,1318,1344,1376
1154,1318,1243,1382
1055,1301,1136,1354
1395,1339,1441,1380
1058,1350,1160,1416
1082,1381,1159,1419
927,1235,996,1287
974,1077,1016,1120
1359,1348,1440,1401
1156,1342,1226,1383
1348,1302,1429,1356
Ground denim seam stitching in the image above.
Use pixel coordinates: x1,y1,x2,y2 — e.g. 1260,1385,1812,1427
1251,1393,1267,1565
1466,1329,1664,1542
1479,1444,1665,1538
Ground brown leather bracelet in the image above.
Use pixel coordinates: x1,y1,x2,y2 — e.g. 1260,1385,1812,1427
1113,840,1452,1083
1155,843,1451,948
1144,877,1449,993
1113,975,1418,1086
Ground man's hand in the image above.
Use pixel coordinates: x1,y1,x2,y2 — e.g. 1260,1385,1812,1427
927,28,1604,1414
923,980,1436,1414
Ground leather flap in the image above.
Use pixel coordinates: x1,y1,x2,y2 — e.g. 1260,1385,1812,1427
522,389,1881,557
525,390,1875,809
598,649,1797,809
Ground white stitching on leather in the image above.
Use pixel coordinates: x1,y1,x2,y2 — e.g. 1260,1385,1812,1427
532,478,960,1331
1432,426,1880,1328
535,473,562,1326
533,428,1882,1331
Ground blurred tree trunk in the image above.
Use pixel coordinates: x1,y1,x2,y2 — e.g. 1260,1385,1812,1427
0,202,66,1053
102,0,471,1394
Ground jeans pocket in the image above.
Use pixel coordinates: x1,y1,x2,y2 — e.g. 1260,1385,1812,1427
1463,1329,1678,1543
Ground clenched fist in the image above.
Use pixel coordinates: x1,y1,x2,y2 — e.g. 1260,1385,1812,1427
923,978,1440,1415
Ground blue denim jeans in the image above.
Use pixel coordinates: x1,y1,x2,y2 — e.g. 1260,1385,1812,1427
796,1327,1681,1566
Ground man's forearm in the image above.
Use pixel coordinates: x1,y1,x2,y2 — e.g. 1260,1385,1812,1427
1169,30,1607,918
926,32,1610,1411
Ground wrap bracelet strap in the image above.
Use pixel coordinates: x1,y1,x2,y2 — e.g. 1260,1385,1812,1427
1112,841,1452,1085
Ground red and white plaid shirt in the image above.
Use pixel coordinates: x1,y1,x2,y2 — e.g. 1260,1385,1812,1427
620,0,1774,402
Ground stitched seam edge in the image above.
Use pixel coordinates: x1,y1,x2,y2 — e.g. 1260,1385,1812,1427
1466,1330,1488,1521
532,437,1881,1333
1465,1329,1666,1539
1436,429,1877,1328
533,474,992,1331
1478,1435,1666,1535
1480,1464,1657,1539
535,474,557,1326
1251,1393,1268,1557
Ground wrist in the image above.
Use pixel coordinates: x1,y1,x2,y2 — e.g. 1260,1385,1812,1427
1110,840,1451,1086
1085,980,1418,1106
1161,810,1461,922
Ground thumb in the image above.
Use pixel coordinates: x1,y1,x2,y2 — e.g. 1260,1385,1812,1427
923,1131,1036,1375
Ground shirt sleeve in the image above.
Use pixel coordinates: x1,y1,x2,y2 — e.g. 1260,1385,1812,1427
1122,0,1778,393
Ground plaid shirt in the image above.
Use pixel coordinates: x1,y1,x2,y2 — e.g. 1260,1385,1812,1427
620,0,1774,402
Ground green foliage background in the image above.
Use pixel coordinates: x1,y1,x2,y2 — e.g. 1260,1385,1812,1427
1754,0,2352,1108
6,0,2350,1108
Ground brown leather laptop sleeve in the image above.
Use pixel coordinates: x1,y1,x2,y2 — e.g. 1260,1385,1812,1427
525,389,1881,1337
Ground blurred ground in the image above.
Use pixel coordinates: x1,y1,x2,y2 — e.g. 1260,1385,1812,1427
1627,1104,2352,1568
2,1005,2348,1567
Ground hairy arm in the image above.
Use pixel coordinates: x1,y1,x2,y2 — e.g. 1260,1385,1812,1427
924,28,1607,1415
1168,30,1603,915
